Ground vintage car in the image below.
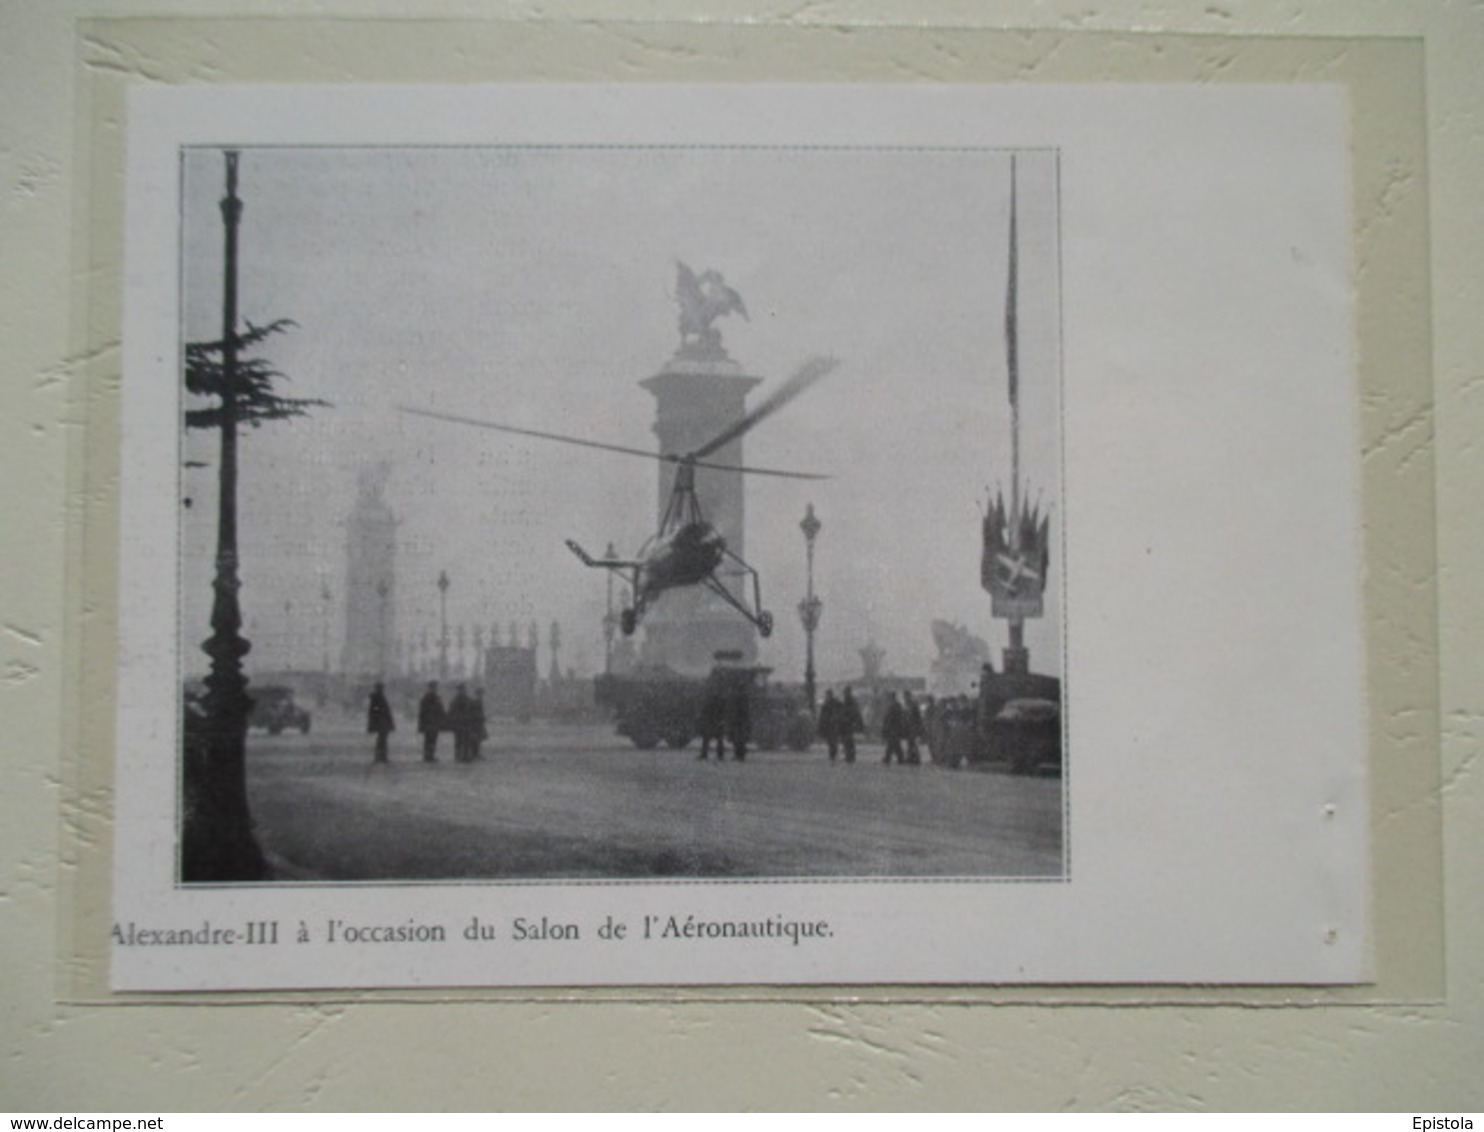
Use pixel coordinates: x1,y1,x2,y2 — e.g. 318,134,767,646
248,685,312,735
985,696,1061,775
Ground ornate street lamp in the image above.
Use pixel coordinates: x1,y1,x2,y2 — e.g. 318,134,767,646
191,150,264,881
602,540,618,674
437,570,450,680
282,599,293,671
797,503,823,716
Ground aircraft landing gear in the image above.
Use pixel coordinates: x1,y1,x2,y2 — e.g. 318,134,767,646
758,611,774,638
620,608,637,636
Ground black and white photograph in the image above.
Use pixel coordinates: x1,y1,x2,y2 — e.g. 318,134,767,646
113,85,1368,990
174,141,1064,887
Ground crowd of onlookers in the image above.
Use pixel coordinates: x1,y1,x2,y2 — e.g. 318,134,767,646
816,687,984,768
365,679,489,764
359,677,1025,772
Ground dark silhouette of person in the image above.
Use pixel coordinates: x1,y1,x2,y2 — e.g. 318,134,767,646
903,691,924,765
881,692,908,765
921,694,940,763
818,689,843,761
367,681,395,763
840,687,864,764
448,684,474,763
697,679,727,762
417,681,445,763
727,682,752,762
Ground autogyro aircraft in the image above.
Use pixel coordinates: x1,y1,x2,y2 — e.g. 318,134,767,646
398,355,838,638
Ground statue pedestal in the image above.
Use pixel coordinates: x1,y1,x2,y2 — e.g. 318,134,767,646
638,355,763,675
1001,646,1030,676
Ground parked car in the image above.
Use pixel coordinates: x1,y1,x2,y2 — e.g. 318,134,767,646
985,697,1061,775
249,686,311,735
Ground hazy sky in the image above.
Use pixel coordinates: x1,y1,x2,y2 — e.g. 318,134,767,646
179,144,1061,684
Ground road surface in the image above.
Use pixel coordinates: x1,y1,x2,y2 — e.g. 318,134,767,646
244,716,1065,881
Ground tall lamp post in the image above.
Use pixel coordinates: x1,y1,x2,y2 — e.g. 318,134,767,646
797,503,823,716
282,599,293,670
191,149,265,881
602,540,618,674
437,570,450,680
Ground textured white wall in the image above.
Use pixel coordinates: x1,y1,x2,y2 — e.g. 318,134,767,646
2,0,1481,1111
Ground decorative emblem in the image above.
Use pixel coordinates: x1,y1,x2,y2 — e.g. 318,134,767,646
981,489,1051,619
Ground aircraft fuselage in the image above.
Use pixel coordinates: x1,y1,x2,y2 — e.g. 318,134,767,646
637,521,727,601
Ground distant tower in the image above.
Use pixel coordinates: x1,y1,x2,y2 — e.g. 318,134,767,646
340,463,398,680
639,264,761,674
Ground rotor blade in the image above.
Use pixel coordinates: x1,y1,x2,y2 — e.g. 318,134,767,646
691,457,830,481
691,355,839,460
397,405,666,464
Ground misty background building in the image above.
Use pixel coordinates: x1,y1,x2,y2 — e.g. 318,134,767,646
339,463,398,682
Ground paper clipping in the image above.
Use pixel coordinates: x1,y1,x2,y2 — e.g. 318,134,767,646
112,84,1368,990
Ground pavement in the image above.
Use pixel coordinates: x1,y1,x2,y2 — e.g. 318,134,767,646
245,716,1065,882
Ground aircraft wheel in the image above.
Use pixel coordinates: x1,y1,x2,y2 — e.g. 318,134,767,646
758,611,774,638
620,608,637,636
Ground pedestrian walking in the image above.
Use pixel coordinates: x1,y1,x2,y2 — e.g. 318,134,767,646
840,686,863,764
417,681,446,763
903,691,924,765
448,684,474,763
727,682,751,762
922,694,940,763
881,692,907,765
818,688,843,761
366,681,395,763
697,679,727,761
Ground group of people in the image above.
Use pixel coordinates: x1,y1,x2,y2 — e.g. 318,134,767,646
878,690,927,765
816,687,930,765
815,687,865,763
365,680,489,764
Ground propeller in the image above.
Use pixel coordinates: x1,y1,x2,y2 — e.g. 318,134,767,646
398,354,838,481
398,406,658,463
691,355,838,460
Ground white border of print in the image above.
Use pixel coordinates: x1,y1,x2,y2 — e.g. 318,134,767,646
115,84,1367,990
